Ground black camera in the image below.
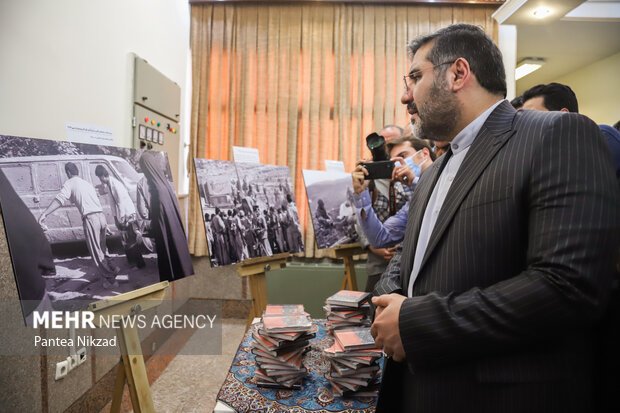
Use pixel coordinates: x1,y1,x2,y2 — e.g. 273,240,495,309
361,160,395,180
363,133,394,180
366,132,389,162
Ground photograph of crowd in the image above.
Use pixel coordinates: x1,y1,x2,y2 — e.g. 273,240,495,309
302,169,360,249
194,159,304,267
0,135,194,324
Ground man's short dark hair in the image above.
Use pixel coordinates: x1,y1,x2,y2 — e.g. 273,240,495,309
522,83,579,113
64,162,79,177
94,165,109,178
510,95,523,109
407,23,506,98
387,135,436,161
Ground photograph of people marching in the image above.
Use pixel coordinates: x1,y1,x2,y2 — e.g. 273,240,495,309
194,159,304,267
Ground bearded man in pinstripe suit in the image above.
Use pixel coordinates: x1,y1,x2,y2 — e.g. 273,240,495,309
370,23,620,413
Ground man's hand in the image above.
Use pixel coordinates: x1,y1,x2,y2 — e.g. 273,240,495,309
369,245,398,261
371,293,407,361
352,160,370,195
390,156,415,186
38,214,49,231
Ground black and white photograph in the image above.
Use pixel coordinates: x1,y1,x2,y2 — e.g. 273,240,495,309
302,169,359,249
194,159,304,267
0,134,194,323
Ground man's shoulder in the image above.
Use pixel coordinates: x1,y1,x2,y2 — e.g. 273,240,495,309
515,109,595,129
109,176,123,186
64,176,87,187
514,108,565,126
600,124,620,142
512,110,601,145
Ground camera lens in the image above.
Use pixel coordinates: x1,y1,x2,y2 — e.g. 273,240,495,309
365,133,388,162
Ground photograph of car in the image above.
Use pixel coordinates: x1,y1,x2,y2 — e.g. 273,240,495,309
0,134,194,324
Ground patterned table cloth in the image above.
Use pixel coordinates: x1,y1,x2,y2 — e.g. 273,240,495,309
216,319,381,413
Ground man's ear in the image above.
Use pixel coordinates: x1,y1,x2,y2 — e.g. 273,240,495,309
448,57,470,92
560,108,570,113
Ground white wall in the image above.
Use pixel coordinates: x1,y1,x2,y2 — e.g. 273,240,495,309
498,25,517,101
553,51,620,126
0,0,191,192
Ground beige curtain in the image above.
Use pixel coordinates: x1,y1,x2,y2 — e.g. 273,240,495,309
188,3,498,257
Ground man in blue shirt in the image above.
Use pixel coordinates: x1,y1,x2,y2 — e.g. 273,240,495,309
356,125,407,292
352,135,435,248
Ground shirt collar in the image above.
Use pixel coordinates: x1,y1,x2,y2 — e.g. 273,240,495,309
449,99,505,155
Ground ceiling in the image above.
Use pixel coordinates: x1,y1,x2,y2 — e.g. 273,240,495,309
495,0,620,94
516,19,620,92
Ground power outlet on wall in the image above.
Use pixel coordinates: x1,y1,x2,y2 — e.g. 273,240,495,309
68,355,78,371
55,360,68,380
77,347,87,365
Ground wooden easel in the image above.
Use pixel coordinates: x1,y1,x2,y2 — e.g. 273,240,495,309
88,281,169,413
334,243,364,291
237,253,289,328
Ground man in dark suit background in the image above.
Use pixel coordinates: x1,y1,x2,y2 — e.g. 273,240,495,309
370,23,620,412
521,82,620,184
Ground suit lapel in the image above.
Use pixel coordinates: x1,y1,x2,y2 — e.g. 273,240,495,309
400,152,450,292
415,101,517,285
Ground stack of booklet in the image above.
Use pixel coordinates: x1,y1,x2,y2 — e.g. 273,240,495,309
324,326,382,397
324,290,372,332
252,304,315,389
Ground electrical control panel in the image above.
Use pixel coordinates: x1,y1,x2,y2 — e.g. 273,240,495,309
132,56,182,192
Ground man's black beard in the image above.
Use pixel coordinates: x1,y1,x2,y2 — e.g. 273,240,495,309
414,78,460,142
410,120,429,141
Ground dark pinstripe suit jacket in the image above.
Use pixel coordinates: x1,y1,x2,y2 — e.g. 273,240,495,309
375,100,620,413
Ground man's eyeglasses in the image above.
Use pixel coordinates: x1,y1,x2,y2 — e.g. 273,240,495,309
403,61,455,92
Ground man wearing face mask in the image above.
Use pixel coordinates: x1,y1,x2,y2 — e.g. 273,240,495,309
352,135,435,249
351,125,409,292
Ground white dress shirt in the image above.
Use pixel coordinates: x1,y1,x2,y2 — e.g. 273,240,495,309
408,100,504,296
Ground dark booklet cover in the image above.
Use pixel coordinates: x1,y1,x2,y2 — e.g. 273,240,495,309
252,346,305,363
257,329,304,341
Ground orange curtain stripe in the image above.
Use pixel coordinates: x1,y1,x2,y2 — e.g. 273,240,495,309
188,3,499,257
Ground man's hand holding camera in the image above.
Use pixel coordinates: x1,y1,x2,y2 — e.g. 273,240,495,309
352,160,370,195
390,156,416,186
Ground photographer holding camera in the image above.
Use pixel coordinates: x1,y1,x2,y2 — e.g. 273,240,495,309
349,126,409,292
352,134,435,253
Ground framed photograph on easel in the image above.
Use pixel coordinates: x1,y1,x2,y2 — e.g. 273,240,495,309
302,169,360,249
0,134,194,324
193,158,304,267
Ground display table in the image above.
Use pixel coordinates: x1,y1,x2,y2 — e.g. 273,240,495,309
214,319,380,412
